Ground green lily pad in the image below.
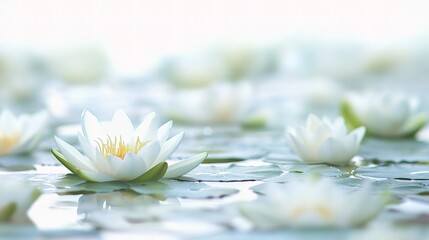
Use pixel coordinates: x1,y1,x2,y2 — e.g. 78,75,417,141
335,177,429,197
177,163,282,182
192,229,350,240
0,225,38,239
54,174,239,199
355,164,429,180
359,138,429,163
178,147,267,163
263,152,302,165
56,181,131,195
131,180,239,199
372,180,429,197
279,164,349,177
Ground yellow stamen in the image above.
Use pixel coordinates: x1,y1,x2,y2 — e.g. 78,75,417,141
0,133,20,155
95,136,147,159
315,204,332,219
291,204,332,220
291,206,307,219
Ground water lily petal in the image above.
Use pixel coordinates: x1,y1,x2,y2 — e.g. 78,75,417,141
152,132,184,167
54,136,96,171
307,114,321,131
163,152,208,179
114,153,148,180
135,112,158,141
92,149,111,173
77,169,117,182
137,140,161,167
18,111,48,149
285,130,299,154
294,126,312,147
111,109,134,141
318,137,351,165
0,109,17,132
51,148,81,176
81,110,107,145
157,121,172,144
105,155,127,177
330,118,348,137
286,128,314,162
350,127,366,146
78,131,96,160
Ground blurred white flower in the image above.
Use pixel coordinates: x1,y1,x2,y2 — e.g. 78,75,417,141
49,45,109,84
342,91,428,138
0,109,48,156
0,49,43,102
162,54,224,88
238,177,388,229
218,44,278,80
52,109,207,182
285,114,365,165
165,82,253,125
0,180,41,224
303,77,343,110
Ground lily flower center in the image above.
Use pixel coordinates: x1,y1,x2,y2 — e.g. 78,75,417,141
0,133,20,155
95,136,146,159
291,204,333,220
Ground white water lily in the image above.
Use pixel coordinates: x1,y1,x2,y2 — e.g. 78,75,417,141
49,44,109,84
162,53,224,88
341,91,428,138
285,114,365,165
0,180,41,224
52,109,208,182
238,177,389,229
0,49,43,102
0,109,48,156
165,81,253,125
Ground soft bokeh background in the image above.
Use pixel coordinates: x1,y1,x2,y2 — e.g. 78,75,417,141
1,0,429,126
2,2,429,238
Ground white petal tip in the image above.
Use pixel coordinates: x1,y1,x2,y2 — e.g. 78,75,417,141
163,152,207,179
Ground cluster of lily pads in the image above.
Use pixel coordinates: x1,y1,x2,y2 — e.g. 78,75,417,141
0,89,428,237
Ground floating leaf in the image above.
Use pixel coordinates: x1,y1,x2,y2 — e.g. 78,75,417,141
359,138,429,163
279,164,349,177
355,164,429,180
177,147,267,163
131,180,239,199
55,181,130,195
193,229,350,240
178,164,282,182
